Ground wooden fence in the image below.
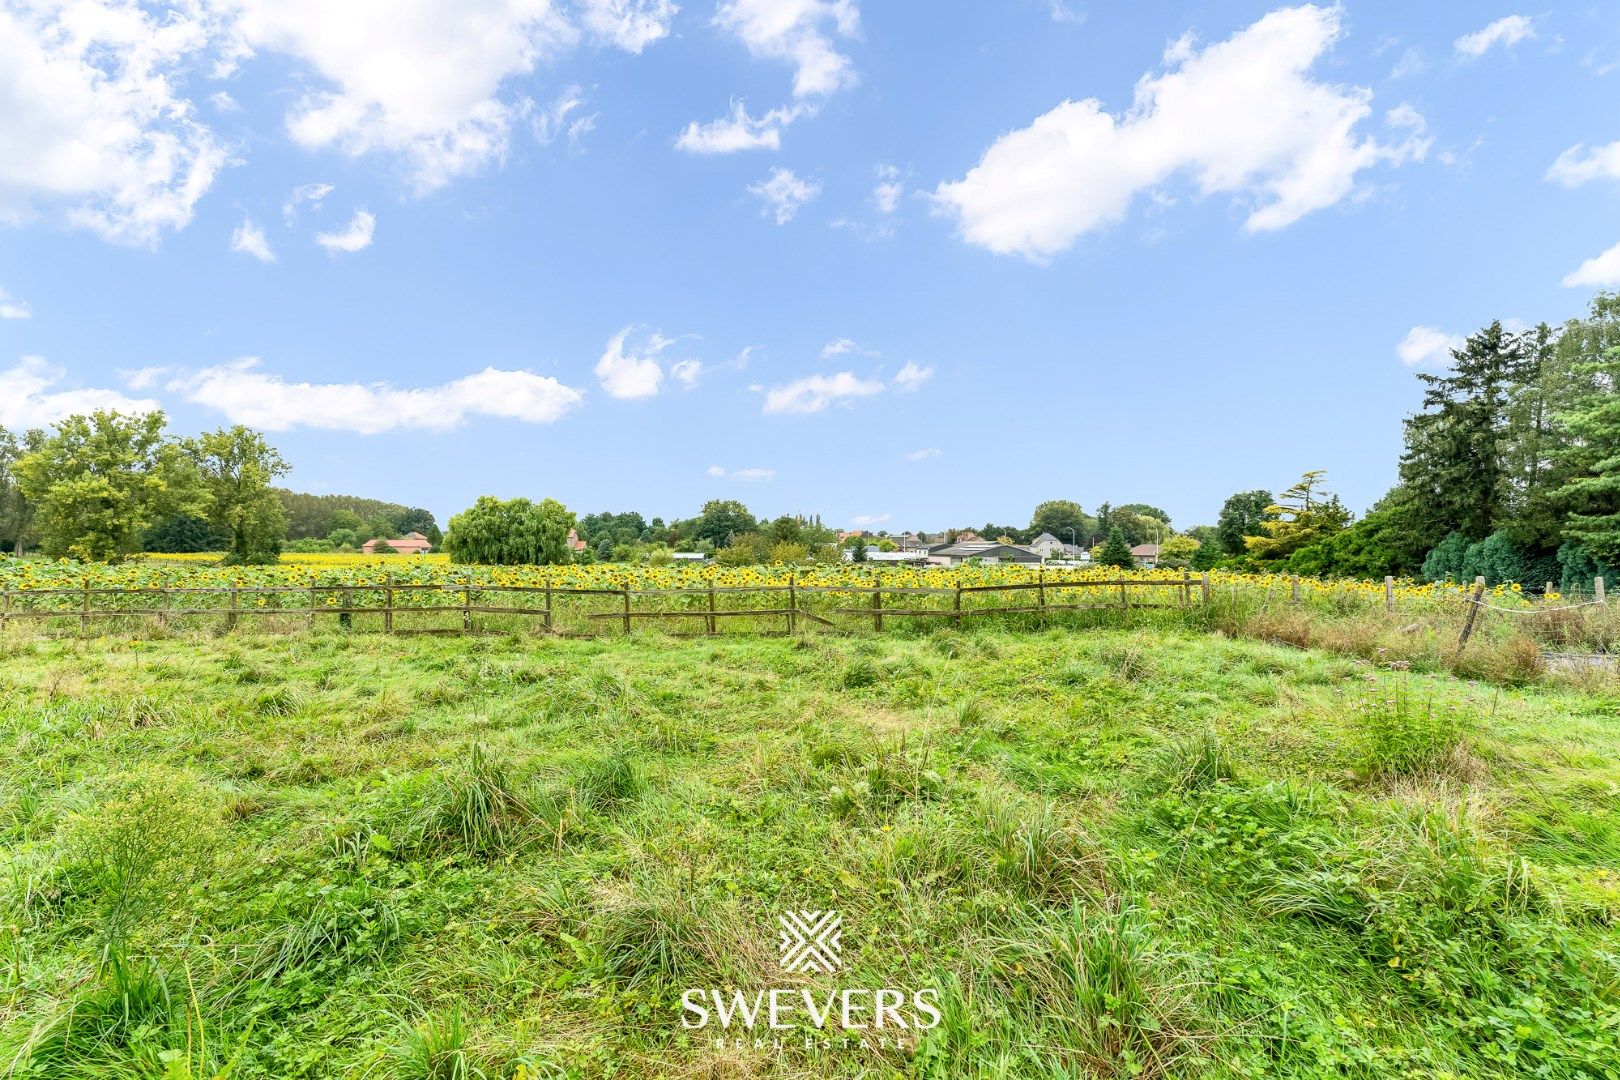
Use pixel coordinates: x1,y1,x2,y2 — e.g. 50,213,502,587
0,572,1212,638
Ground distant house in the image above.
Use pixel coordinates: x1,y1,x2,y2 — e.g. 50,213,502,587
836,530,868,544
671,552,709,562
362,532,432,555
567,528,588,553
954,530,985,543
1028,532,1066,558
1131,543,1161,569
926,541,1042,567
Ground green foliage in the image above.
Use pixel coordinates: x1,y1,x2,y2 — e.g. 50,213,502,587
1097,526,1134,569
278,490,441,544
684,499,757,547
1423,530,1559,587
1215,489,1274,555
1400,320,1532,546
1357,683,1471,780
1028,499,1090,546
1553,344,1620,563
16,410,202,562
60,768,224,956
444,496,575,565
1422,531,1472,583
1245,470,1350,562
142,513,228,554
0,426,46,555
188,426,289,565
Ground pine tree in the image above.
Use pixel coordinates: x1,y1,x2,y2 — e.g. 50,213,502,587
1553,344,1620,563
1398,321,1532,545
1098,527,1134,569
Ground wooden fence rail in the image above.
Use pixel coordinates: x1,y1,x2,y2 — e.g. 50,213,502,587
0,573,1212,638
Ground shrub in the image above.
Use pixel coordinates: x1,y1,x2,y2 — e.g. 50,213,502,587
60,768,224,956
1357,683,1471,781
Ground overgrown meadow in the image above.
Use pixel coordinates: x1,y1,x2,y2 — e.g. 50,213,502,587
1,616,1617,1078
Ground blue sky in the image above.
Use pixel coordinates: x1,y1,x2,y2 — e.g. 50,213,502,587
3,1,1619,533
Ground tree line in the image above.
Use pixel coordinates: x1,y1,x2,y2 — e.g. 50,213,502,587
0,413,443,564
1192,293,1620,590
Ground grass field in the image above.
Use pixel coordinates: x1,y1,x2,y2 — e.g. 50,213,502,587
2,624,1617,1078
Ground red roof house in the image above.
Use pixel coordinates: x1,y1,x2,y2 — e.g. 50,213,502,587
361,532,433,555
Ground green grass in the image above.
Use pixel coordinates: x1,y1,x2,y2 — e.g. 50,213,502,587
1,626,1617,1078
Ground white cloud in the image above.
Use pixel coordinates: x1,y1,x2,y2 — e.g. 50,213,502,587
820,337,879,358
315,210,376,253
873,163,903,213
1547,142,1620,187
1390,45,1425,79
675,100,802,153
0,286,31,320
210,90,241,112
707,464,774,481
892,360,933,391
906,447,942,461
1046,1,1084,24
934,6,1429,261
282,181,334,222
1562,242,1620,288
169,357,583,433
531,85,597,145
230,218,276,262
851,512,889,526
229,0,580,192
0,356,158,428
594,326,669,398
1396,325,1463,367
0,0,227,244
1454,15,1535,58
761,369,883,414
750,166,820,223
579,0,678,54
713,0,860,99
121,365,165,389
671,358,702,386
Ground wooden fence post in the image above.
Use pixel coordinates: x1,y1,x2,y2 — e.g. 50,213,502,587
707,578,717,636
787,572,797,635
308,580,317,632
1038,568,1047,622
2,587,9,633
1180,571,1190,607
384,574,394,633
81,579,91,634
622,582,632,635
1544,581,1554,602
229,583,240,632
1384,576,1395,613
338,586,351,630
161,586,171,630
872,583,883,632
1290,575,1300,603
953,583,963,629
1596,576,1607,606
1201,572,1211,607
544,576,554,633
463,578,472,633
1455,575,1487,656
